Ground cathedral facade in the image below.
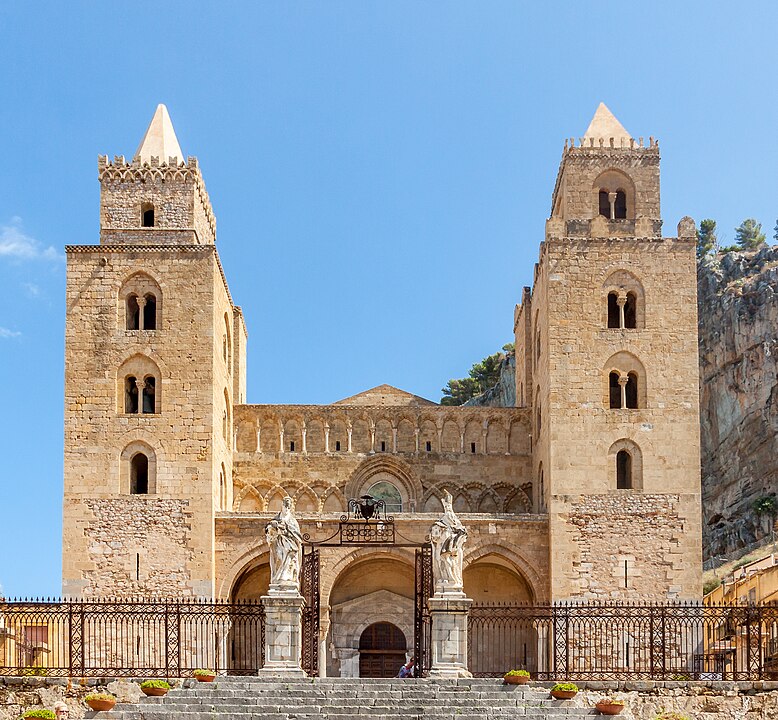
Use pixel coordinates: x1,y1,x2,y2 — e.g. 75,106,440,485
62,103,702,677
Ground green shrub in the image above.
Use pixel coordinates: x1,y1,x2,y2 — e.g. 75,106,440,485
193,669,214,676
21,711,56,720
703,578,721,595
504,669,530,677
20,667,47,677
551,683,578,692
84,694,115,702
140,680,170,690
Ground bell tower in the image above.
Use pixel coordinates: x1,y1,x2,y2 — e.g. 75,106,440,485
515,103,702,601
62,105,246,598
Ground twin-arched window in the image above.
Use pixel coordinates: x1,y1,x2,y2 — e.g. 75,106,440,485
121,273,161,332
594,170,634,220
603,271,644,330
119,356,161,414
604,352,645,410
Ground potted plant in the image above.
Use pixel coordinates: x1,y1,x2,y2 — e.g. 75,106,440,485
140,680,171,697
21,711,55,720
503,669,530,685
193,669,216,683
85,694,116,712
595,697,625,715
550,682,578,700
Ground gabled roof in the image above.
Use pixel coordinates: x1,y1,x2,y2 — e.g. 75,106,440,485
583,102,632,143
333,384,437,407
135,104,184,164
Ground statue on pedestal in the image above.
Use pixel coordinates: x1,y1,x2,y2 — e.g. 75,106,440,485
429,490,468,596
265,496,303,594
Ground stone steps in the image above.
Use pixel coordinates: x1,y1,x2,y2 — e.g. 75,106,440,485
99,678,598,720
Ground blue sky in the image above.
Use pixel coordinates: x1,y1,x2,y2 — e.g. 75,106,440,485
1,2,777,597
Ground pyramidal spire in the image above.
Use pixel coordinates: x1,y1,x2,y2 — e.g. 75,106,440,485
135,104,184,164
583,102,631,143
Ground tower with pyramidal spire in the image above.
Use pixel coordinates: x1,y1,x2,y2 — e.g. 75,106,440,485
514,103,702,600
62,105,246,597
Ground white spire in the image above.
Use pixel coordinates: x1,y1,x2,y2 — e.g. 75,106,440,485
583,102,632,143
135,104,184,164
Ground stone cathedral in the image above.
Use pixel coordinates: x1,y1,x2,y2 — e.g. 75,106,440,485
62,103,703,677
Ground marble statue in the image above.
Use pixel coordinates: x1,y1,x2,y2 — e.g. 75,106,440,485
429,490,468,595
265,496,303,593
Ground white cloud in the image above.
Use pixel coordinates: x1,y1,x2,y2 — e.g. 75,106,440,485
0,327,21,339
22,282,41,298
0,217,61,262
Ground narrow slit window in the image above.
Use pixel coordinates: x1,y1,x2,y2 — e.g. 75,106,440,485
380,441,386,452
616,450,632,489
609,372,621,409
141,202,155,227
290,440,295,452
126,295,140,330
125,376,139,414
143,294,157,330
607,292,620,328
141,377,155,414
335,440,341,452
426,441,432,452
130,453,149,494
470,442,476,454
614,190,627,219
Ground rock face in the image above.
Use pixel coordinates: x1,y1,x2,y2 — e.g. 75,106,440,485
464,352,516,408
699,246,778,559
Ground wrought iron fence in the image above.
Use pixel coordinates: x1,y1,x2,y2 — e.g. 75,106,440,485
469,601,778,680
0,599,265,678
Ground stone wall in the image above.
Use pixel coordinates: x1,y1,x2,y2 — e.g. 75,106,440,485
464,351,516,408
699,246,778,559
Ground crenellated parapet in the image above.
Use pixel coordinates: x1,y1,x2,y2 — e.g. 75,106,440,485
98,154,216,246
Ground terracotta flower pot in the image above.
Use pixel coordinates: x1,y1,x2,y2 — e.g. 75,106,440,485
550,690,577,700
595,702,624,715
503,674,530,685
86,698,116,712
195,674,215,682
141,687,168,697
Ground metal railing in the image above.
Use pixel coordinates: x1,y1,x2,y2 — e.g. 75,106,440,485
468,601,778,680
0,599,265,678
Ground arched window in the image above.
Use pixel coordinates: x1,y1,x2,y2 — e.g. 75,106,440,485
367,480,403,513
609,439,643,491
143,294,157,330
624,292,637,329
120,273,162,332
126,295,140,330
599,190,610,218
141,202,155,228
130,453,149,494
607,292,620,328
626,372,638,409
142,376,156,414
616,450,632,489
614,190,627,219
125,376,139,413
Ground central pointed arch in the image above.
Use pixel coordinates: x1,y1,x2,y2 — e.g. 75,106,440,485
345,455,421,512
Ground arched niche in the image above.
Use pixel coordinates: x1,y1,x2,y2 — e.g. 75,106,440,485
608,438,644,491
463,556,535,604
602,269,646,330
592,169,636,220
602,351,647,410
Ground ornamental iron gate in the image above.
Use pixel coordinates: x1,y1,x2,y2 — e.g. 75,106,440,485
300,547,320,677
300,495,432,677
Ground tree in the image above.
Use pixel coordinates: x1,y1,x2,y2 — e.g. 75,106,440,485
440,347,512,405
734,218,766,251
773,219,778,243
696,219,717,258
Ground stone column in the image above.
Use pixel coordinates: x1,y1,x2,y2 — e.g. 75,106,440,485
324,424,330,453
618,373,629,410
347,424,353,453
414,428,420,453
137,296,147,330
608,191,617,220
301,425,307,454
617,293,627,329
392,426,398,453
256,426,262,453
428,595,473,678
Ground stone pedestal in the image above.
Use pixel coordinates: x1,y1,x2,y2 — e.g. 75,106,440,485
428,594,473,678
258,593,306,677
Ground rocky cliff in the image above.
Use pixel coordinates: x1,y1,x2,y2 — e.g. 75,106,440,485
464,351,516,408
699,246,778,559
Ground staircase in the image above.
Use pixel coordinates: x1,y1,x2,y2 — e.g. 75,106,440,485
104,677,598,720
